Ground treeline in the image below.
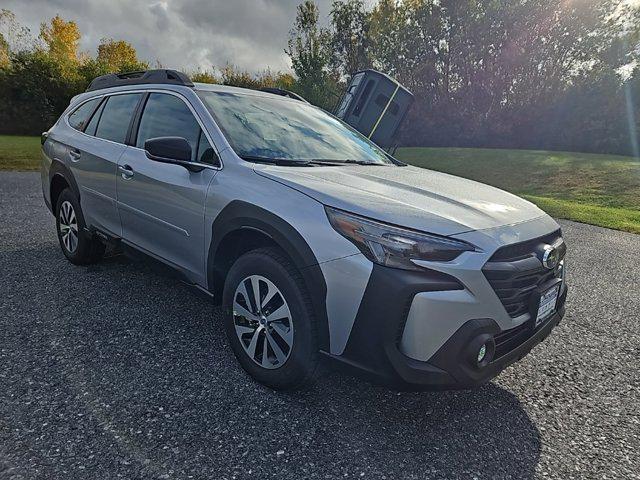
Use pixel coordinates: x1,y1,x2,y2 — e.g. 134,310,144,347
2,2,640,156
0,10,297,136
283,0,640,156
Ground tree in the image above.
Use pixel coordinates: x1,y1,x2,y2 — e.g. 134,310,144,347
374,0,628,148
191,70,219,84
0,50,79,134
219,64,298,91
39,15,80,66
1,9,35,68
0,9,33,54
96,38,146,73
329,0,371,78
286,0,337,108
0,33,8,68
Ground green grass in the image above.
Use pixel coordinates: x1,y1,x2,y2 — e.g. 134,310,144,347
0,135,42,171
397,147,640,234
1,136,638,233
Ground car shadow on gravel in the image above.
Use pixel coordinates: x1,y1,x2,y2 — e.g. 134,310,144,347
1,246,541,479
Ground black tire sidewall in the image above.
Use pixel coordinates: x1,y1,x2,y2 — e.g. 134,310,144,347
222,249,318,390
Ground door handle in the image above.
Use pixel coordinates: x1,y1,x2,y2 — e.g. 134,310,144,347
69,149,81,161
119,164,134,179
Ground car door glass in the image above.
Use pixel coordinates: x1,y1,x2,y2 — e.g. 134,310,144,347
84,99,105,136
68,98,101,131
136,93,202,161
95,93,142,143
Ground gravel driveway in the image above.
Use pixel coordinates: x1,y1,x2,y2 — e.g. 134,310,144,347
1,171,638,479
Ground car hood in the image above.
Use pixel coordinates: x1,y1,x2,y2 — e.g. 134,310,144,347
254,164,546,236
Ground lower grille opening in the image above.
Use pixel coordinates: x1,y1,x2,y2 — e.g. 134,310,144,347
493,323,531,359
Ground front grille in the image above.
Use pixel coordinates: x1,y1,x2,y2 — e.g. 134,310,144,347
482,230,562,319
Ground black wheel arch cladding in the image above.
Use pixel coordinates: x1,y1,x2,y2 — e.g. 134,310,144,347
208,200,330,351
49,160,81,213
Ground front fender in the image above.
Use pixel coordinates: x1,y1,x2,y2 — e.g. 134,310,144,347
207,200,331,350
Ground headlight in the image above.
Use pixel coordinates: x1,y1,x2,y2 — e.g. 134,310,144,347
325,207,477,271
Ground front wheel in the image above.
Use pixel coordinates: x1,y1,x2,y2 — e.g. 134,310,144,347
55,188,105,265
222,248,320,390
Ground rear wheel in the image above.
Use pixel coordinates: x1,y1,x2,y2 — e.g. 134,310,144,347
222,248,319,390
55,188,105,265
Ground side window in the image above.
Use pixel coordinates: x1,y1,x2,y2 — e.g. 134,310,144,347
84,99,105,136
374,94,400,116
67,98,101,131
196,131,217,164
95,93,142,143
136,93,202,162
353,80,374,117
336,73,365,118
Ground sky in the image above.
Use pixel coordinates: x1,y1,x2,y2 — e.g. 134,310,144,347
2,0,338,73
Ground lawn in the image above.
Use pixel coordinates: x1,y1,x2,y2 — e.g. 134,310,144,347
0,135,42,171
397,147,640,234
1,135,638,233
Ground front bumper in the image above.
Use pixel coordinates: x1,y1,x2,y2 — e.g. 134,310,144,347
388,302,565,389
327,262,567,390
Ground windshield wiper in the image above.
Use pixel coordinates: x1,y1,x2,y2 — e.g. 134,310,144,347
310,159,382,166
240,155,313,166
240,155,382,167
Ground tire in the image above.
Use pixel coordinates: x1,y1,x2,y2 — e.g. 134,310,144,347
222,247,320,390
55,188,105,265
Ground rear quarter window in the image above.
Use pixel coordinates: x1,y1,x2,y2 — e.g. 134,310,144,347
95,93,142,143
84,99,105,136
67,98,101,132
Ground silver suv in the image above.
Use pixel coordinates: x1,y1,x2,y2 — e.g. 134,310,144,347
41,70,567,390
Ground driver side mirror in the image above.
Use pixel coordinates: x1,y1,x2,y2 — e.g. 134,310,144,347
144,136,204,172
144,136,192,162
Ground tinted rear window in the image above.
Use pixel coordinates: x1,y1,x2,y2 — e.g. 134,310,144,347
68,98,101,131
95,94,142,143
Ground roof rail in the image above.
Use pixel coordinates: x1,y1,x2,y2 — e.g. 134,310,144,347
86,69,194,92
260,87,308,103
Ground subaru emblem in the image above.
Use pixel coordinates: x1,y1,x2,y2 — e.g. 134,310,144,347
542,245,559,270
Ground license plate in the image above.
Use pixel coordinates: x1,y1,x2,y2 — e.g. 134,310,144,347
536,284,560,327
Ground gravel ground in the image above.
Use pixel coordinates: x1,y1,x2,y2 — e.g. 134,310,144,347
0,171,638,480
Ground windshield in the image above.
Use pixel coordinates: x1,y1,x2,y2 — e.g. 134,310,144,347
196,90,394,165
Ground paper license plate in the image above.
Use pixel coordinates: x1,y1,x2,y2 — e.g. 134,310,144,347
536,284,560,327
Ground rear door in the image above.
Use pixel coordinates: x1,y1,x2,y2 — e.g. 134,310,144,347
67,93,143,236
116,91,219,282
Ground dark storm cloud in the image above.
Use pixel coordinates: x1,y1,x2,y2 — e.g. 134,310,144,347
2,0,334,72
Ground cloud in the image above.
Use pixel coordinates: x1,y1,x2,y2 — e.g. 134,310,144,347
2,0,334,73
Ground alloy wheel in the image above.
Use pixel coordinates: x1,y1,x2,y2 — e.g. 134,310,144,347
232,275,294,369
59,200,79,253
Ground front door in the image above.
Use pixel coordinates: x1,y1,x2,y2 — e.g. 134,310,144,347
116,92,219,282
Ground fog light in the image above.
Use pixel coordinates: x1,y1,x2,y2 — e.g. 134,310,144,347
477,344,487,363
466,334,495,368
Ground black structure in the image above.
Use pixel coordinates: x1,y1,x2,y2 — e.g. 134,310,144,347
334,69,413,149
86,69,194,92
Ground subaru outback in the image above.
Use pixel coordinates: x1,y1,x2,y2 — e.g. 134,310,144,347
41,69,568,390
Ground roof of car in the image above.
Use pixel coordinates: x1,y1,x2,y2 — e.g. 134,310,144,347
71,74,306,111
84,70,306,102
